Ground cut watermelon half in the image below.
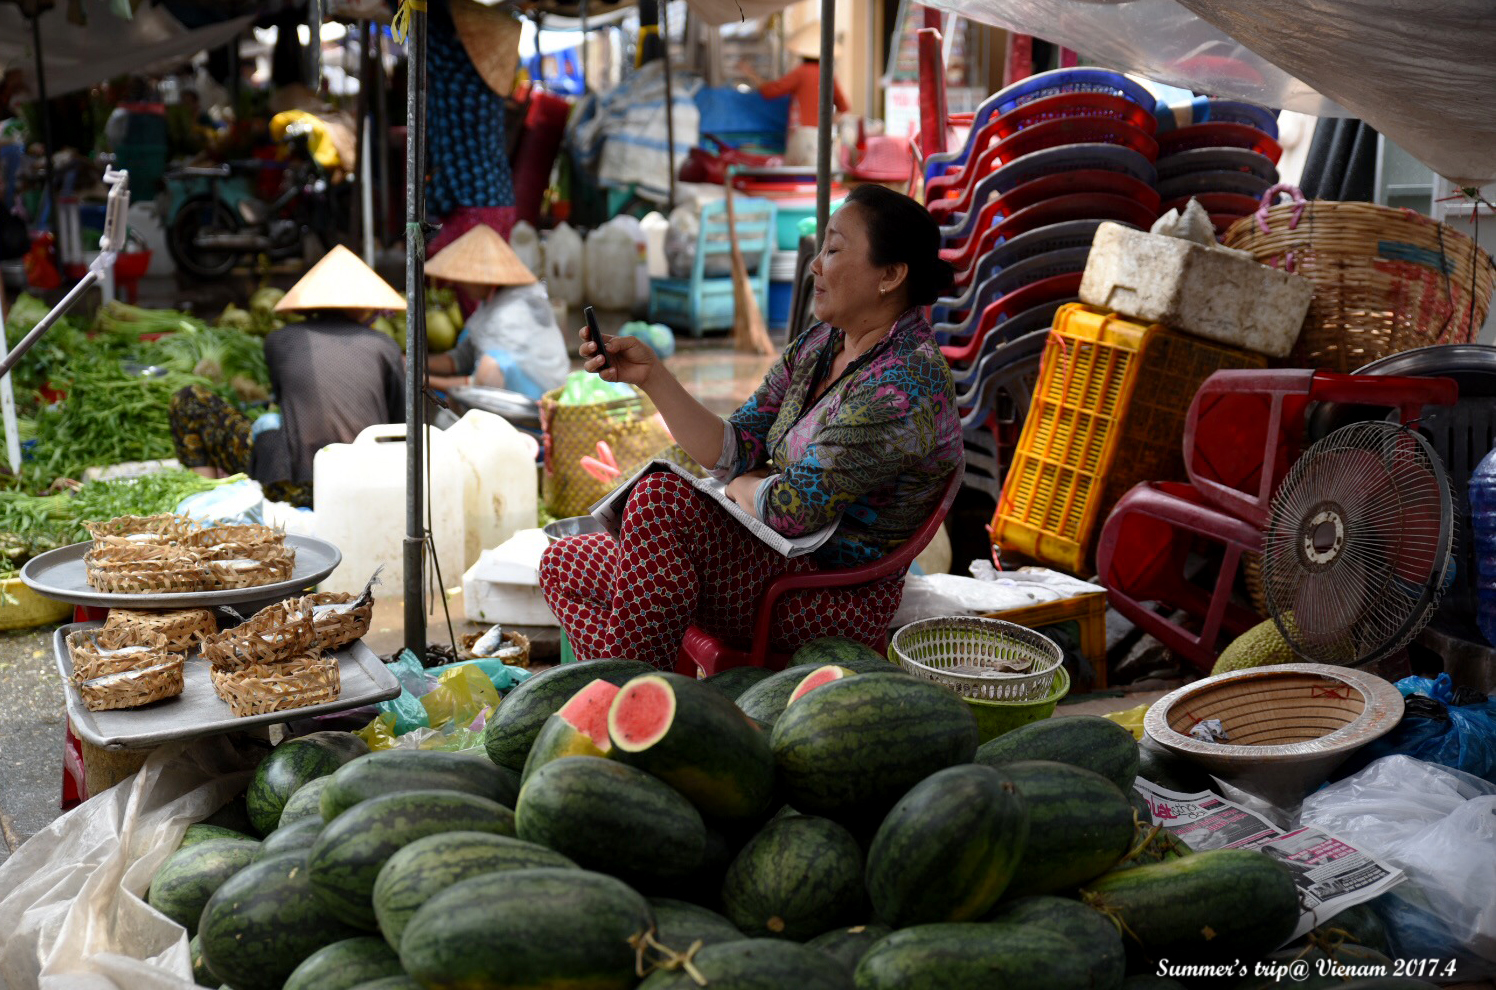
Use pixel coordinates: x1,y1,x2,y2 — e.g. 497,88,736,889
787,666,854,706
608,674,678,752
558,678,620,752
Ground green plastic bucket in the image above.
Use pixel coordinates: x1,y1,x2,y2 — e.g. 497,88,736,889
965,663,1071,743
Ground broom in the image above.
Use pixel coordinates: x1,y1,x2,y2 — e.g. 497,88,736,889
725,183,775,356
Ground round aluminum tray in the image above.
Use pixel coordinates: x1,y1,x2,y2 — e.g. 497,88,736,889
19,534,343,609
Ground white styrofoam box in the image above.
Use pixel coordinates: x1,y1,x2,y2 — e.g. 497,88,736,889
1079,222,1315,358
461,529,560,626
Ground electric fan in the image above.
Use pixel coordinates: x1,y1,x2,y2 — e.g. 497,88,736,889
1260,421,1453,666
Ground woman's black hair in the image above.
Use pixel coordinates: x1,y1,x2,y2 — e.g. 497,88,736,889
843,184,956,307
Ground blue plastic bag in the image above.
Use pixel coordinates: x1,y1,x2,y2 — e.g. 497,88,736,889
1336,673,1496,784
373,649,438,734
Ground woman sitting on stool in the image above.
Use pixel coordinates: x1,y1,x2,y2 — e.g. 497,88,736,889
540,185,963,670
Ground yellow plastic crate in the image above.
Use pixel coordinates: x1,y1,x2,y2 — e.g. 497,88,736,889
993,304,1266,574
1,576,73,631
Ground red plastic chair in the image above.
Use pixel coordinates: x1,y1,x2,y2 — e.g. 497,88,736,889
948,194,1157,287
1184,369,1459,529
1156,122,1282,163
1096,481,1264,673
941,273,1082,366
675,468,964,677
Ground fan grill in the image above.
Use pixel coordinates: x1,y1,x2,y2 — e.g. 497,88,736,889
1261,421,1451,666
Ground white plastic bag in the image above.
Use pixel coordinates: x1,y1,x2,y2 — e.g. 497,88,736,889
0,738,255,990
1300,755,1496,977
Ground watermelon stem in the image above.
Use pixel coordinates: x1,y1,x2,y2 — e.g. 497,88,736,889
630,928,709,987
1122,823,1163,863
1081,891,1149,957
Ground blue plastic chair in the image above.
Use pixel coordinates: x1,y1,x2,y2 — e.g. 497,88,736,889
649,196,777,337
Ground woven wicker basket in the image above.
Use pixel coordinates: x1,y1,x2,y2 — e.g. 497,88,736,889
203,544,297,590
210,652,341,717
67,627,178,681
1224,189,1496,372
84,540,212,594
302,591,374,652
190,523,286,550
77,657,186,711
84,514,202,544
104,608,218,652
200,600,317,670
459,629,532,667
889,616,1064,702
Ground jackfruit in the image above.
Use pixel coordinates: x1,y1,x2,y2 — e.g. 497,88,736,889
1211,616,1299,676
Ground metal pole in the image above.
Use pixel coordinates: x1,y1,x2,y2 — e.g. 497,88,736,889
814,0,835,249
0,270,100,380
580,0,589,95
308,0,323,91
1,287,19,474
659,0,676,210
403,8,428,654
373,28,390,246
31,13,58,275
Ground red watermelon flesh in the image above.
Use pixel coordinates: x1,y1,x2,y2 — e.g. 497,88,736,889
558,679,621,751
609,675,678,749
787,666,854,706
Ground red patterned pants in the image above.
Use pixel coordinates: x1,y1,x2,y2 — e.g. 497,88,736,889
538,471,905,670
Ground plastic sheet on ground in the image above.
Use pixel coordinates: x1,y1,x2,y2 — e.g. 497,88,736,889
0,738,256,990
891,565,1105,626
924,0,1496,184
1301,755,1496,979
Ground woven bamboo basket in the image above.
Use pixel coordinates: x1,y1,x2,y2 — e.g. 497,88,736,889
77,657,186,711
67,627,178,681
459,629,532,667
1224,190,1496,372
202,544,297,590
190,523,286,551
210,652,341,717
84,540,212,594
302,591,374,652
103,608,218,652
84,514,201,544
199,600,317,670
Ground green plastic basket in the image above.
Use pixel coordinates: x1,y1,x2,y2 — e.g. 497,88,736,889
965,663,1070,743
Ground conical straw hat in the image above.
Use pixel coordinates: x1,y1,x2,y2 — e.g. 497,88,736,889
424,224,537,287
452,0,523,98
274,245,406,312
787,21,834,61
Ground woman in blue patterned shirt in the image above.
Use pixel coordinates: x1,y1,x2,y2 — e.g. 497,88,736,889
540,185,964,669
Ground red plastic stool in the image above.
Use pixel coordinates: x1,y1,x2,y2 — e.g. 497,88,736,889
1096,481,1263,673
1183,370,1458,529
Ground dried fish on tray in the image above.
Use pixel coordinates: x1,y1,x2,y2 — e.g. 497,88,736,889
199,599,316,670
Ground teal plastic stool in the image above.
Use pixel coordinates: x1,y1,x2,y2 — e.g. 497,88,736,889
559,629,577,664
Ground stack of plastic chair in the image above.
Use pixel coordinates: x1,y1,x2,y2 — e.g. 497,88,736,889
1095,369,1459,672
922,68,1166,502
1153,100,1283,239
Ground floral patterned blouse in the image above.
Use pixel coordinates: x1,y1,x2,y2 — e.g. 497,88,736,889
711,307,963,567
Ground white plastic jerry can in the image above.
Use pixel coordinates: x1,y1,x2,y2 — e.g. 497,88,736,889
543,221,586,310
312,423,470,598
445,409,540,567
584,221,640,312
509,219,543,277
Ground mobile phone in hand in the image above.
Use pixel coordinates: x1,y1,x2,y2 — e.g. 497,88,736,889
584,306,612,371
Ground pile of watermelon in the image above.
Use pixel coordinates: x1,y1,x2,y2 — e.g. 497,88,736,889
150,640,1432,990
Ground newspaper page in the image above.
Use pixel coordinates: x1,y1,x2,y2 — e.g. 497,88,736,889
1133,779,1405,942
590,459,838,558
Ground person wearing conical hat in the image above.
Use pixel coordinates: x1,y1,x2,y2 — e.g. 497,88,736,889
736,21,847,167
168,246,406,506
425,224,568,401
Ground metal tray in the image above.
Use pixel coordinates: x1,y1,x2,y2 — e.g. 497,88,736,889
20,534,343,609
55,621,399,750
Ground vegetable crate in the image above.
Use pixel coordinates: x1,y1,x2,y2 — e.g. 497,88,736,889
992,304,1266,575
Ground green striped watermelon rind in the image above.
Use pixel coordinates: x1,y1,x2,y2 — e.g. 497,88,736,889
278,775,334,829
246,731,370,835
515,755,707,890
281,936,403,990
608,672,777,821
1079,848,1300,963
854,922,1096,990
147,838,261,936
865,763,1030,927
769,673,980,825
372,831,579,951
974,714,1140,793
636,938,857,990
197,851,366,990
997,759,1137,898
805,923,893,972
179,823,256,848
787,637,888,669
987,895,1125,990
720,814,866,941
703,666,776,701
482,658,658,771
398,867,654,990
307,788,519,930
318,749,521,822
253,816,324,862
646,898,746,952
